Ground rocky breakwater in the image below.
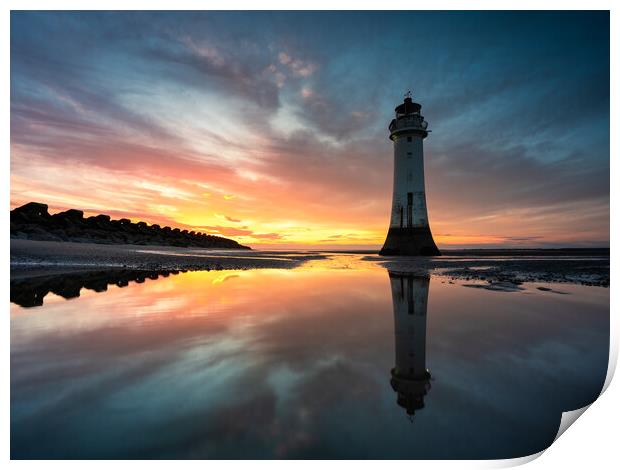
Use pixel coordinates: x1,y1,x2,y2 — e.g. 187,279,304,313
10,202,250,249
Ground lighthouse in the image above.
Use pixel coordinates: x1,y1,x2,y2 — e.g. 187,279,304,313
388,270,432,417
380,92,440,256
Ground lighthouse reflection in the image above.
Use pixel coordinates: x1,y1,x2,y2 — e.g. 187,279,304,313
387,270,432,418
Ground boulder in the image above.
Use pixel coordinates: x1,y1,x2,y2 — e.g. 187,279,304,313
53,209,83,221
11,202,50,224
12,202,49,217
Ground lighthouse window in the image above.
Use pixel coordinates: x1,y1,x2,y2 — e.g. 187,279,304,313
407,136,412,142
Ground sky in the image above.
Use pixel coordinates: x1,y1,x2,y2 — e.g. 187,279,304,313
10,11,610,249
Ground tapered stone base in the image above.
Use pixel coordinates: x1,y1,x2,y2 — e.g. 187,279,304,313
379,227,441,256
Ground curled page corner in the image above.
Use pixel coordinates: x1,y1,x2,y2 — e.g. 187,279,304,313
553,404,592,442
550,348,617,446
491,449,545,468
490,403,595,468
601,345,618,395
530,345,617,462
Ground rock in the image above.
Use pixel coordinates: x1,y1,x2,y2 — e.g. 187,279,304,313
11,202,50,224
12,202,49,217
53,209,83,221
10,202,251,250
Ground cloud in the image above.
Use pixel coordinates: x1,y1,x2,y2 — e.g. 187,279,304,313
9,11,609,247
200,225,283,241
278,51,316,77
201,225,253,237
143,34,282,111
251,233,282,240
425,141,609,218
278,52,291,65
502,236,544,242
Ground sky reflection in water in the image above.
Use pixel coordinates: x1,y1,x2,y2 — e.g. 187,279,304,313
11,257,609,459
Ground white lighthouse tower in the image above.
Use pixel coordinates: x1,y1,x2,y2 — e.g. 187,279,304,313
388,270,432,417
380,92,440,256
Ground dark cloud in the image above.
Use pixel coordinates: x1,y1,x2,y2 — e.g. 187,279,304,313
425,141,609,220
295,88,380,140
143,38,281,111
502,236,544,242
10,11,609,245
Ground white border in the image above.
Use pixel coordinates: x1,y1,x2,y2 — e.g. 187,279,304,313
3,1,617,468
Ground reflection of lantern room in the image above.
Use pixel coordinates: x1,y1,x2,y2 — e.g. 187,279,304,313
380,91,440,256
388,270,432,417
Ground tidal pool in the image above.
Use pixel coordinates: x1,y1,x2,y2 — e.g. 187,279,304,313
10,255,609,459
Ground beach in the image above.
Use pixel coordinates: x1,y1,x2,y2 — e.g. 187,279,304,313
11,239,609,288
10,239,325,276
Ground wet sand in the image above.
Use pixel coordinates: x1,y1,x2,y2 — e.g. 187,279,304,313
10,239,325,277
11,239,609,287
368,251,610,287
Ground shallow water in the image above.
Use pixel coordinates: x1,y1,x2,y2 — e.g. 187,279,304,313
10,255,609,459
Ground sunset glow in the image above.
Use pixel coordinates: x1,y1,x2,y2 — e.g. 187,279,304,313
11,11,609,249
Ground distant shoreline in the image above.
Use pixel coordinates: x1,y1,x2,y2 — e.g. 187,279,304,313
308,247,610,256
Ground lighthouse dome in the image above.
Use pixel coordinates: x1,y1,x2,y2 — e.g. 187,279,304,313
395,97,421,117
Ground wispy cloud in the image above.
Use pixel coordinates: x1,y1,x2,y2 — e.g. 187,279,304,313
10,11,609,247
